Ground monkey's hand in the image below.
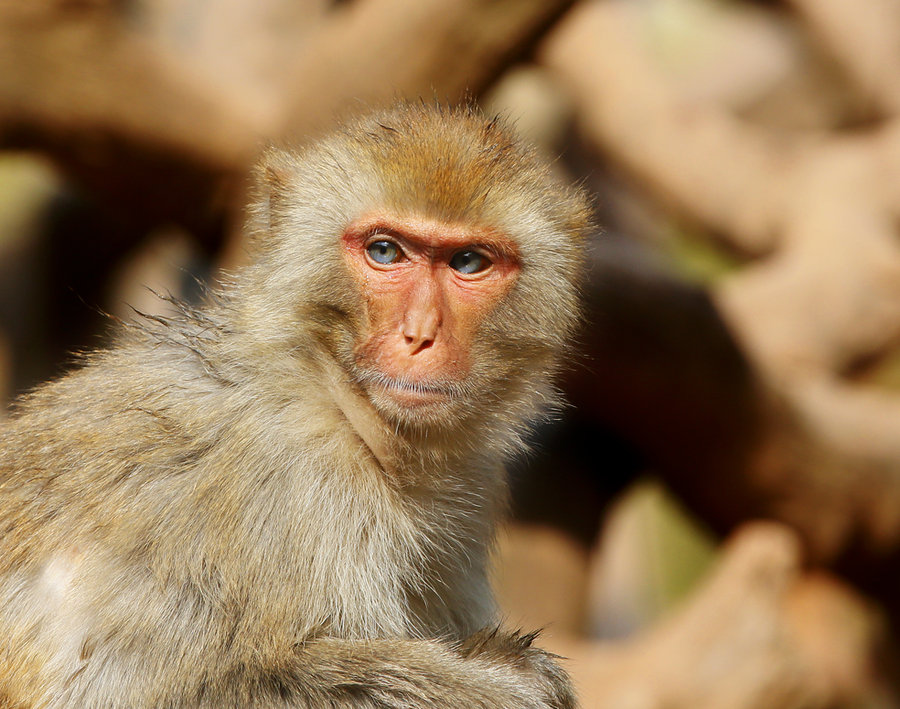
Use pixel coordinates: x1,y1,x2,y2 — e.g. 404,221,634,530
238,632,576,709
457,628,576,709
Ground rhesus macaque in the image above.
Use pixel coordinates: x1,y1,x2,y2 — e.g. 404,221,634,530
0,103,589,708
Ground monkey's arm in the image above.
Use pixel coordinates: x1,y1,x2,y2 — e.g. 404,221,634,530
2,622,574,709
211,631,574,709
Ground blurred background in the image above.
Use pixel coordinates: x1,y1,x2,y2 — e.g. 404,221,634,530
3,0,900,705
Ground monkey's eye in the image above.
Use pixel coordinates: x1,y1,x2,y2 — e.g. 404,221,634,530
366,240,402,265
449,250,490,275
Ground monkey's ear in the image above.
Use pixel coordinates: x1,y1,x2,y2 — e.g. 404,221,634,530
261,164,290,194
253,149,294,233
256,148,294,197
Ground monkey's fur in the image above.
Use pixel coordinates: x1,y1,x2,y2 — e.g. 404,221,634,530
0,103,589,708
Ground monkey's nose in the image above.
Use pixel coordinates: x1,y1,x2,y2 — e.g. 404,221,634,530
401,304,440,355
403,332,435,356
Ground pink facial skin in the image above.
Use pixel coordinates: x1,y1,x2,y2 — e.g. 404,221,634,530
341,213,520,407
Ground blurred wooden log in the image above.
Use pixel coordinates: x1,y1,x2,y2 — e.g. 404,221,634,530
280,0,578,139
498,523,881,709
493,524,591,638
541,0,789,256
787,0,900,115
0,0,578,231
0,2,265,170
0,1,269,231
541,0,900,612
543,1,900,373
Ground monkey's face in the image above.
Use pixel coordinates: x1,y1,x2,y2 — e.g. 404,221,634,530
248,104,589,438
340,211,520,423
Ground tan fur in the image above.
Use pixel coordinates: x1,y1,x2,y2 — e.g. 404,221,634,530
0,102,590,708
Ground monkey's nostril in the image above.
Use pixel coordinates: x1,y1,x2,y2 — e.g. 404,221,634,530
406,337,434,355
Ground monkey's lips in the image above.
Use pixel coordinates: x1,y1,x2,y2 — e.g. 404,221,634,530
359,372,463,408
379,380,455,407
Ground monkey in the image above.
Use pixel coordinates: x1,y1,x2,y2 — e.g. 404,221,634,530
0,102,590,708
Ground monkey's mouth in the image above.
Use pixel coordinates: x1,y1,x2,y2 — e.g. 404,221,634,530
357,371,464,408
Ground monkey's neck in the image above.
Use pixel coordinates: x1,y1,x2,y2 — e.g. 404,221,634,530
324,360,396,475
317,355,500,490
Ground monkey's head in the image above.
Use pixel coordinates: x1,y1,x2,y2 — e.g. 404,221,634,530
243,103,590,438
